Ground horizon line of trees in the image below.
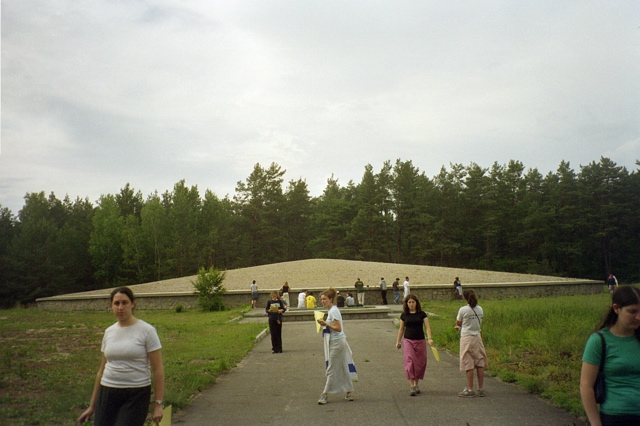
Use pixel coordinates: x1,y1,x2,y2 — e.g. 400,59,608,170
0,157,638,308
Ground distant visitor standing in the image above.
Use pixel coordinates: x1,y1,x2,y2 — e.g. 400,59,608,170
306,291,317,309
380,277,388,305
280,281,291,307
579,286,640,426
403,277,410,299
606,274,618,294
393,278,401,304
266,291,286,354
453,277,463,300
336,291,346,308
251,280,258,308
297,290,307,309
355,278,365,306
455,289,487,398
396,294,434,396
316,288,357,405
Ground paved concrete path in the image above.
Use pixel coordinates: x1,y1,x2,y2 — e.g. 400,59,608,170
173,312,585,426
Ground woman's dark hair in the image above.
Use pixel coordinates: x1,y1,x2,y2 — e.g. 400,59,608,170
322,288,337,302
402,294,423,315
110,286,135,303
597,285,640,341
463,290,478,308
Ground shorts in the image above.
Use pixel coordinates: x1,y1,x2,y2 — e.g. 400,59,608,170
459,334,487,371
95,385,151,426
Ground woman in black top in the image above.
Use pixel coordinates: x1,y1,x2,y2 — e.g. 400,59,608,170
395,294,434,396
266,291,286,353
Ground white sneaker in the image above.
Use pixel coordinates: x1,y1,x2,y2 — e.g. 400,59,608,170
458,388,476,398
318,394,328,405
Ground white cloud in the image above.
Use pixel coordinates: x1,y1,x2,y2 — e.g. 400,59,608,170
2,0,639,214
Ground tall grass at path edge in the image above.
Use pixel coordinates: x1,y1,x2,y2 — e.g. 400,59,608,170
0,307,265,425
426,288,632,419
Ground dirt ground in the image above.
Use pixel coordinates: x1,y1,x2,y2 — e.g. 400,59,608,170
72,258,581,296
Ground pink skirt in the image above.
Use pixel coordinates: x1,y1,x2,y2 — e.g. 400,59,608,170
403,338,427,380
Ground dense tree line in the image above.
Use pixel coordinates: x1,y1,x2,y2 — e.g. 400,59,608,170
1,158,638,308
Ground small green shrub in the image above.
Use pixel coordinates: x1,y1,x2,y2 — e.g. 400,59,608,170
192,267,226,312
499,370,517,383
175,305,184,313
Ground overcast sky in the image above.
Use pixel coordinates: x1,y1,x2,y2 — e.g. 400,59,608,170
2,1,639,215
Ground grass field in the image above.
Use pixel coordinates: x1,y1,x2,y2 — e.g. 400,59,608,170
426,291,616,418
0,289,632,424
0,307,265,425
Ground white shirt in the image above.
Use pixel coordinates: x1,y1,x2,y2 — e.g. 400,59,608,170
326,306,345,340
101,320,162,388
403,280,410,297
456,305,483,336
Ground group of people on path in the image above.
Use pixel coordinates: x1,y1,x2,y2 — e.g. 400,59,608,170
77,279,639,425
312,287,488,404
395,289,486,398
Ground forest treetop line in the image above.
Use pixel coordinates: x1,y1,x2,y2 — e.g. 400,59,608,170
0,157,638,308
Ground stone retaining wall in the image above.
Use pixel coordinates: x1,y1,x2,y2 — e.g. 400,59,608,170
36,280,602,311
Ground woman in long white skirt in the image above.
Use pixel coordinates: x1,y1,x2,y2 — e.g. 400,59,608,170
316,288,357,405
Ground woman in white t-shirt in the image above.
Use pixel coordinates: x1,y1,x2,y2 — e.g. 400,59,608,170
316,288,357,405
78,287,165,425
454,289,487,398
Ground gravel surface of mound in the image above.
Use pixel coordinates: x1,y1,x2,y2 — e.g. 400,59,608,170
70,259,581,296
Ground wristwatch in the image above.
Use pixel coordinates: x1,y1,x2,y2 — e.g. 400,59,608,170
154,400,163,405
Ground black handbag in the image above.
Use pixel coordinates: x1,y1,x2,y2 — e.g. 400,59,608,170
594,331,606,404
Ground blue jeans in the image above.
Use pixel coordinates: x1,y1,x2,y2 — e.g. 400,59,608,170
394,291,401,304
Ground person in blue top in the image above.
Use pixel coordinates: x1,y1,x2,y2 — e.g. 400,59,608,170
580,285,640,426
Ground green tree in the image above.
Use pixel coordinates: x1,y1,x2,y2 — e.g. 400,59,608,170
347,163,393,261
140,194,171,281
308,176,357,259
115,183,144,219
431,164,466,266
234,163,286,264
578,157,629,278
192,266,226,311
167,180,202,276
545,161,585,276
461,162,491,268
90,195,124,287
0,206,17,307
390,160,428,263
282,178,313,261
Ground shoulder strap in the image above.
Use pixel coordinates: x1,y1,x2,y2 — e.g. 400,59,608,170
470,307,482,327
596,331,606,372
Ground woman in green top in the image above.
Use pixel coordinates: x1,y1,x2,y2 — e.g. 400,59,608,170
580,285,640,426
